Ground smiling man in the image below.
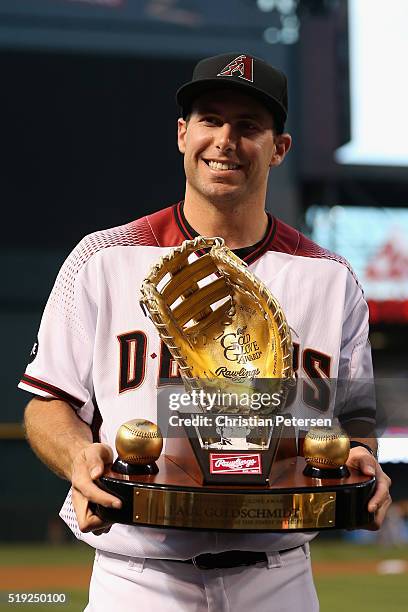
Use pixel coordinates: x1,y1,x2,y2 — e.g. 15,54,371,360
177,55,292,250
178,89,291,246
21,53,391,612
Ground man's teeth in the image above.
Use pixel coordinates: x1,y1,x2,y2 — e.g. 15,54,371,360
207,160,239,171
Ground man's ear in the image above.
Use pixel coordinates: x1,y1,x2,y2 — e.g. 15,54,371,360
269,133,292,167
177,118,187,154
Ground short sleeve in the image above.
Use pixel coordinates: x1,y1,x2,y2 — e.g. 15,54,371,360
336,271,376,429
18,238,97,424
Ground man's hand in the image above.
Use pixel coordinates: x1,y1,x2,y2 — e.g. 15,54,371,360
347,446,392,530
70,443,122,535
24,398,122,535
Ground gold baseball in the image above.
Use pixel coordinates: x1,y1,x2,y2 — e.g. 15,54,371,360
304,426,350,469
115,419,163,465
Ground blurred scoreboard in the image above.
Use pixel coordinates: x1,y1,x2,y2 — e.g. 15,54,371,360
307,206,408,323
336,0,408,167
378,430,408,464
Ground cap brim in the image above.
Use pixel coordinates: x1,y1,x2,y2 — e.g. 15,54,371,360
176,78,287,130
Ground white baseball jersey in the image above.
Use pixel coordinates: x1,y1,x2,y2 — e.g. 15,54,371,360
19,202,373,559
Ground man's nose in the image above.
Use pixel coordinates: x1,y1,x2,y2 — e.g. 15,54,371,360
215,123,237,152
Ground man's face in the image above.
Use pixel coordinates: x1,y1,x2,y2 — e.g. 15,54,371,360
177,89,290,206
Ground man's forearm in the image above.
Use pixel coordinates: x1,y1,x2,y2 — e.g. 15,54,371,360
24,397,93,480
341,419,378,457
350,436,378,458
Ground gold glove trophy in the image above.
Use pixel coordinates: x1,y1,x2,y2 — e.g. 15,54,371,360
96,237,375,531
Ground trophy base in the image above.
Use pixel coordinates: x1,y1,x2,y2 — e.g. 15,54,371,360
96,455,375,532
111,459,159,475
303,463,350,479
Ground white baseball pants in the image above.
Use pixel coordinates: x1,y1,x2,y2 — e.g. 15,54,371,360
84,544,319,612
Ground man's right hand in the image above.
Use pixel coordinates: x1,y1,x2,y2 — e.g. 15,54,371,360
70,443,122,535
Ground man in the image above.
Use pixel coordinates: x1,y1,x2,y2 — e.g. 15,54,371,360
20,53,391,611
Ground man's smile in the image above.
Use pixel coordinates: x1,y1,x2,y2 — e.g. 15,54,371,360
203,159,243,171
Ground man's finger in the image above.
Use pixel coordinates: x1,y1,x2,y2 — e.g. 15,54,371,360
347,447,392,529
347,451,376,476
72,490,115,533
71,445,121,509
367,494,392,531
368,475,392,513
92,525,113,536
85,443,114,475
74,478,122,509
79,514,108,533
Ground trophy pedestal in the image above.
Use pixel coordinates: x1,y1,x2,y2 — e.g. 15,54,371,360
97,453,375,531
111,458,159,475
303,463,350,479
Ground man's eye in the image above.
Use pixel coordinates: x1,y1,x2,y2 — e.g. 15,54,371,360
202,116,219,125
241,122,258,131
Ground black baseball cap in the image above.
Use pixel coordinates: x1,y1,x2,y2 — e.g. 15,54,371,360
176,53,288,133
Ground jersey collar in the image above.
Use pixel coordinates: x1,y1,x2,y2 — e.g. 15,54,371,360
174,201,277,264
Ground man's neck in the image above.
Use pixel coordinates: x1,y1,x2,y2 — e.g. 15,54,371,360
183,191,269,250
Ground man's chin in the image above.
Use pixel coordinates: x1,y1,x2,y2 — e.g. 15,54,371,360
203,185,245,204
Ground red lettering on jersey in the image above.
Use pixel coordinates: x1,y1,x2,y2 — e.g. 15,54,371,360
118,331,147,393
217,54,254,83
284,344,331,412
158,342,181,385
302,348,331,413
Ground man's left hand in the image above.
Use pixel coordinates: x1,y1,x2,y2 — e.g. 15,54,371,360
346,446,392,530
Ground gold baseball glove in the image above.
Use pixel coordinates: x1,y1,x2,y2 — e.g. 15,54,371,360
140,237,293,413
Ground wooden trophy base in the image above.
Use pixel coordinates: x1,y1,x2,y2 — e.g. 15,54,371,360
96,453,375,531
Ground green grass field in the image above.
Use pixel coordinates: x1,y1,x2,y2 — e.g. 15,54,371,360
311,541,408,612
0,540,407,611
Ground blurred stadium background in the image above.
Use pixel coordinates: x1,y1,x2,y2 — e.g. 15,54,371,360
1,0,407,609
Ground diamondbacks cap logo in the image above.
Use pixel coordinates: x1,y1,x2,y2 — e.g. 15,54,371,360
210,453,262,474
217,54,254,83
